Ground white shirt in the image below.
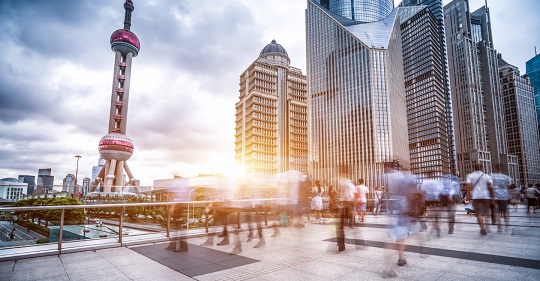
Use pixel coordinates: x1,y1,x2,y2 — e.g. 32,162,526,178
466,171,493,200
356,184,369,203
421,180,443,201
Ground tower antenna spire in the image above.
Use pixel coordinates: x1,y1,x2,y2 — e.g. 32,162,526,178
123,0,134,30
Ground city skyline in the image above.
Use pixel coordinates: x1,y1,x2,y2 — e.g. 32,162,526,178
0,0,539,186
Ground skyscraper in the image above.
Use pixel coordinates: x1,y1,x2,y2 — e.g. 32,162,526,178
499,55,540,185
398,0,456,180
444,0,518,178
306,0,410,188
235,40,308,184
37,168,54,193
18,175,35,195
526,52,540,130
90,0,140,194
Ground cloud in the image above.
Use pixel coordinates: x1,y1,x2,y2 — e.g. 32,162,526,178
2,0,534,187
0,0,308,186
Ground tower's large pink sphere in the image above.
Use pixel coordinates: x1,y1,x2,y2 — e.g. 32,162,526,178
98,133,134,161
110,29,140,56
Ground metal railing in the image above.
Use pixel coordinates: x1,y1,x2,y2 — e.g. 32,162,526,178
0,198,281,255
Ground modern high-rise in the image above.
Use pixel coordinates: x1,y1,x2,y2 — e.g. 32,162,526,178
499,55,540,185
18,175,36,195
62,174,76,194
398,0,456,180
235,40,308,184
526,52,540,130
306,0,410,189
444,0,518,179
37,168,54,192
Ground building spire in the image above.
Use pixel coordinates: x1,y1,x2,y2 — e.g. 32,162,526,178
123,0,135,30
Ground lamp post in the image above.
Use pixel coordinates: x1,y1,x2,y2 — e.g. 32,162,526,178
75,155,82,194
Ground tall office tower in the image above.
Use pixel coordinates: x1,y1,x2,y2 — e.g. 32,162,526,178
90,0,140,194
62,174,76,194
307,0,410,189
444,0,518,178
82,177,91,196
91,156,105,191
499,55,540,185
18,175,36,195
526,52,540,130
37,168,54,192
398,1,456,180
235,40,308,184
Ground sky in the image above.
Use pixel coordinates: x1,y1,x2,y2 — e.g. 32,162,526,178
0,0,539,187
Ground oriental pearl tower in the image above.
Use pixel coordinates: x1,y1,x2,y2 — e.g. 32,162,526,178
90,0,140,194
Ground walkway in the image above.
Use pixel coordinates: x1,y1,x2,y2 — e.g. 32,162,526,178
0,206,539,280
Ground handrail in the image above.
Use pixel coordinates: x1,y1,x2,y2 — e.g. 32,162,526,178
0,198,287,212
0,198,288,255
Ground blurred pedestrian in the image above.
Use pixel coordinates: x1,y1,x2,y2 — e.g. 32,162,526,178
9,227,15,240
524,184,539,214
466,164,494,235
441,175,459,234
421,179,443,237
382,169,417,278
508,184,520,212
328,185,338,217
311,181,324,223
336,169,356,251
355,179,369,222
373,187,383,215
491,169,512,232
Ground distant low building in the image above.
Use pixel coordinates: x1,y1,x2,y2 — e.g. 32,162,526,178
152,175,229,202
0,178,28,201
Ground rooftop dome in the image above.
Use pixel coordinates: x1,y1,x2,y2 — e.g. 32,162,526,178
0,178,22,183
110,29,140,56
260,39,288,57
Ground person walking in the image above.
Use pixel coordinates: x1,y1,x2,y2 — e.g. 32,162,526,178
327,185,338,217
355,179,369,222
491,170,512,232
421,179,443,237
508,184,520,212
311,181,324,223
524,184,539,214
336,170,357,251
466,164,494,235
373,187,383,215
441,175,459,234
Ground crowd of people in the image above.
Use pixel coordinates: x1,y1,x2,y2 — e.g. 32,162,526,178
162,168,540,279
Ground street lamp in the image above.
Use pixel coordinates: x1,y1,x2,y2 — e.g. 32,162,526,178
75,155,82,194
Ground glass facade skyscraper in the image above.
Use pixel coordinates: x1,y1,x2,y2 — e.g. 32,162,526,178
526,53,540,131
398,1,456,180
306,0,409,189
235,40,308,184
499,56,540,185
322,0,394,22
444,0,518,179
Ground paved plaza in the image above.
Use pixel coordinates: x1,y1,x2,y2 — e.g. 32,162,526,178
0,206,538,281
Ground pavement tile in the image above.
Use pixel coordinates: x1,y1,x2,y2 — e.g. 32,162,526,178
0,260,15,273
66,266,130,281
9,266,68,281
13,255,62,272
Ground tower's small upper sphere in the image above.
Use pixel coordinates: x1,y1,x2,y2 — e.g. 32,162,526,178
260,39,288,57
110,29,140,57
98,133,134,161
124,0,134,12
